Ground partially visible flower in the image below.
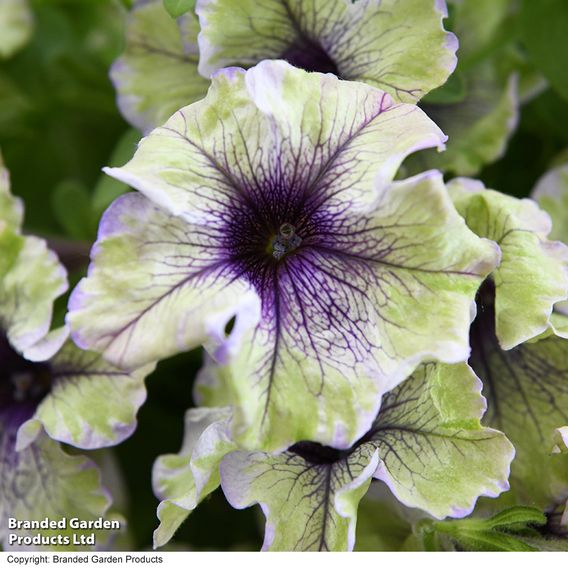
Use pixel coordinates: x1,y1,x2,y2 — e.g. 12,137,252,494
111,0,457,132
0,154,153,550
405,0,524,176
152,362,513,551
532,161,568,316
69,61,499,452
196,0,457,101
110,0,209,133
450,178,568,348
0,0,33,59
468,282,568,510
448,177,568,509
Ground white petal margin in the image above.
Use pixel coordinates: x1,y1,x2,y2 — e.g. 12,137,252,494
152,407,234,549
217,363,514,551
553,427,568,454
67,192,260,370
0,155,68,356
16,339,156,451
0,150,23,230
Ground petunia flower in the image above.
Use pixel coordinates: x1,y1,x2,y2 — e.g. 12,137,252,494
151,362,514,551
0,154,153,550
111,0,457,133
68,61,500,452
448,177,568,510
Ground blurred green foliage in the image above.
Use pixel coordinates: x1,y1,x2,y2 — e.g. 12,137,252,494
1,0,567,552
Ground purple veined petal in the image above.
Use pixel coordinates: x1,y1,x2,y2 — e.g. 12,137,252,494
31,340,154,451
215,362,512,551
197,0,457,104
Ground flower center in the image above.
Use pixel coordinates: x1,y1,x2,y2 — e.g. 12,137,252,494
0,331,52,410
272,223,302,260
289,441,348,465
281,39,340,75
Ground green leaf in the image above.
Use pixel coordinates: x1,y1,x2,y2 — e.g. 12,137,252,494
521,0,568,102
486,507,547,530
424,506,547,552
421,72,467,105
447,531,538,552
51,180,96,240
163,0,195,19
92,129,140,218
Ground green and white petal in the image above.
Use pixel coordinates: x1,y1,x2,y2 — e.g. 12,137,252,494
532,163,568,316
470,302,568,508
1,233,68,357
220,444,379,551
405,0,523,176
0,420,110,550
1,156,68,356
68,192,259,370
0,151,23,231
111,0,209,133
152,407,234,548
207,171,499,452
197,0,457,103
219,363,512,550
0,0,33,59
553,427,568,454
532,163,568,245
368,363,514,519
103,60,447,220
449,178,568,349
22,339,154,450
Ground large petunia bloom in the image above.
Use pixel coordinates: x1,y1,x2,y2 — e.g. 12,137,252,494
0,154,153,549
111,0,457,132
152,362,514,551
69,61,499,452
449,177,568,509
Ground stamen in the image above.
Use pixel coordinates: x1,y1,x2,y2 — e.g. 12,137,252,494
273,223,302,260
